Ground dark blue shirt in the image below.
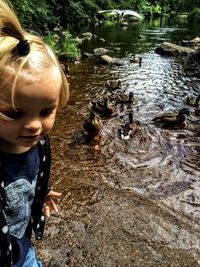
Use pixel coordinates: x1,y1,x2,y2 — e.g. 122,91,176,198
0,145,39,266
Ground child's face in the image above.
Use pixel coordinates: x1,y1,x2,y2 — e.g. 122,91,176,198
0,68,61,153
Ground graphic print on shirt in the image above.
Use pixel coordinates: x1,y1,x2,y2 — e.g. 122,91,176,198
4,176,37,239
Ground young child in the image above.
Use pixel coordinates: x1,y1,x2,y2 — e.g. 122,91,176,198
0,0,69,266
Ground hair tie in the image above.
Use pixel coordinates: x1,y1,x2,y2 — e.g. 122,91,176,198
17,39,30,56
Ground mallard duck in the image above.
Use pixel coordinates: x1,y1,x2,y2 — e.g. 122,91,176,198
152,108,190,126
90,98,114,117
130,56,142,67
119,112,135,140
119,112,140,140
83,111,102,138
185,94,200,107
116,91,135,104
105,80,121,90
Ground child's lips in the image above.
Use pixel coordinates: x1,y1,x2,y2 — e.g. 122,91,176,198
20,134,40,140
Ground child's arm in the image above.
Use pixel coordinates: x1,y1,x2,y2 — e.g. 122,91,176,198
43,190,62,217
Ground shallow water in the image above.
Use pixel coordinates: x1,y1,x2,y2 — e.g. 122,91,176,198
37,18,200,266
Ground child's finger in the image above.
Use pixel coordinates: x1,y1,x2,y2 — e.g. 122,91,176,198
50,198,58,212
44,205,50,217
47,190,62,197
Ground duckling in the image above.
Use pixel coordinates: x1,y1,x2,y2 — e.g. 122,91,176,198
116,91,135,104
184,94,200,107
105,80,121,90
83,111,102,140
152,108,190,127
130,56,142,67
90,98,114,117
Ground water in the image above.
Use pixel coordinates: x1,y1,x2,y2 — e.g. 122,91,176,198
68,18,200,217
37,18,200,266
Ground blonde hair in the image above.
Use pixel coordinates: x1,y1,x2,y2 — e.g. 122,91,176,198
0,0,69,112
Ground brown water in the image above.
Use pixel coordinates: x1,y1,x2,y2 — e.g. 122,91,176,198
36,19,200,266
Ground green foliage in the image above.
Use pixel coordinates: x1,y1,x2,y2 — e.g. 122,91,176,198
152,4,161,16
95,0,114,9
104,20,116,27
9,0,200,33
44,31,81,60
188,8,200,23
66,1,89,24
83,0,99,12
10,0,58,31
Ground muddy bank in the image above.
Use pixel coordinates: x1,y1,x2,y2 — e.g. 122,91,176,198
36,182,200,267
36,176,200,266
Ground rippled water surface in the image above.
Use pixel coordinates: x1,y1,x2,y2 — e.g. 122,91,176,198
66,19,200,217
38,18,200,266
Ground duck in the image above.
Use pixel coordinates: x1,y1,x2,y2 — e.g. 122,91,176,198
83,111,102,140
130,56,142,67
119,112,140,140
116,91,135,104
119,112,133,140
90,98,114,117
105,80,121,90
184,94,200,107
152,108,190,127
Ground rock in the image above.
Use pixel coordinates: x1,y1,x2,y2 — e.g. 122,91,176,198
155,42,195,56
98,55,123,65
180,37,200,47
82,52,94,59
93,48,110,56
53,27,60,32
112,58,124,65
99,38,106,42
99,55,113,64
81,32,93,41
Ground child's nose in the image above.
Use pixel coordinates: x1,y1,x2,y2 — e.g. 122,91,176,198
23,118,42,131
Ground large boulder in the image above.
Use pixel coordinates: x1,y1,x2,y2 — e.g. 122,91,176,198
155,42,195,56
180,37,200,48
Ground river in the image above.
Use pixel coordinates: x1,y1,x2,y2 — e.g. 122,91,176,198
36,17,200,267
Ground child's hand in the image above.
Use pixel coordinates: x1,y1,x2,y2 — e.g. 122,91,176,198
43,190,62,217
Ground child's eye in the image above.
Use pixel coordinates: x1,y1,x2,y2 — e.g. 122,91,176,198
40,108,55,117
0,110,24,120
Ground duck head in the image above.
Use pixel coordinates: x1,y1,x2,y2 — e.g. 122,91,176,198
179,108,190,116
129,92,135,101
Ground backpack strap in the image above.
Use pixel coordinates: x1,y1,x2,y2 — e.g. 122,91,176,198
28,134,52,240
0,180,12,267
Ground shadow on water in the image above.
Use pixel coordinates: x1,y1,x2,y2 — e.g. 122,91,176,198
36,18,200,266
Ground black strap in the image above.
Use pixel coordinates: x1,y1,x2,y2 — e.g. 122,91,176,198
28,134,51,240
0,181,12,266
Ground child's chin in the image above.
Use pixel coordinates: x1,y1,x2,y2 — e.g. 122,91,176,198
20,139,40,147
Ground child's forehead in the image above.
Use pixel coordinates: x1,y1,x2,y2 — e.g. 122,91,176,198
2,64,61,89
0,67,61,105
17,75,60,100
